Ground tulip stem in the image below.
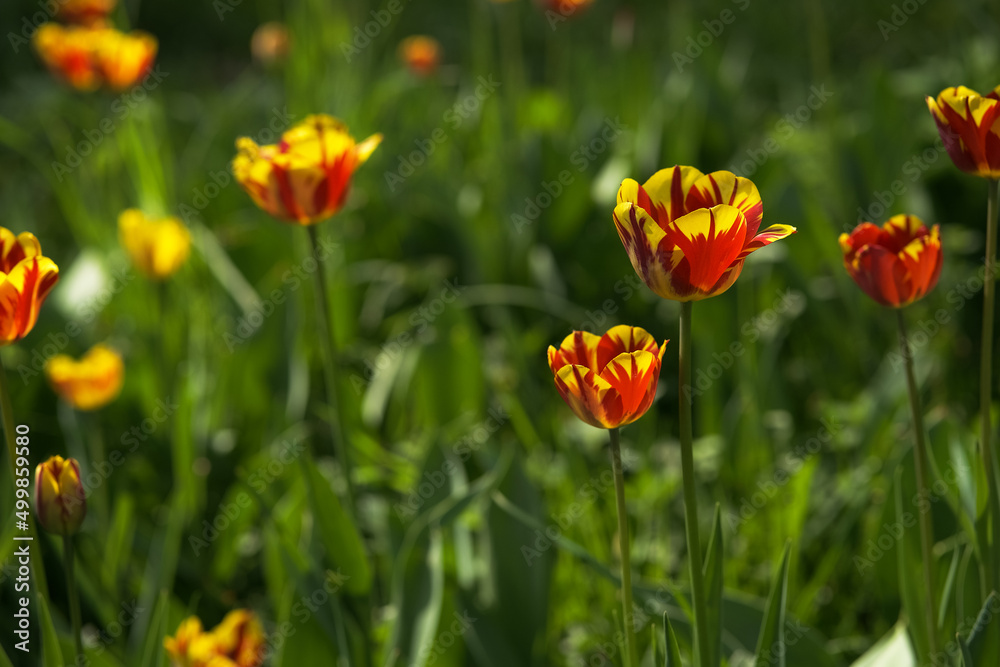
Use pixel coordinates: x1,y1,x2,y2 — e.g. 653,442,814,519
982,177,1000,593
304,225,356,509
0,353,48,599
63,535,83,661
678,301,711,666
896,309,939,654
608,427,638,667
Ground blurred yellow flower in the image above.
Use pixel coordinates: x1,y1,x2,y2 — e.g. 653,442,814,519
399,35,441,76
33,24,156,91
0,227,59,346
233,114,382,225
45,343,124,411
34,456,86,536
118,209,191,280
251,21,290,66
165,610,264,667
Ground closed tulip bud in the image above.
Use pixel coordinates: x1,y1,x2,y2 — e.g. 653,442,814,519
613,166,795,301
34,456,86,536
840,215,942,308
0,227,59,346
118,209,191,280
45,344,124,411
548,325,667,429
926,85,1000,179
399,36,441,76
232,114,382,225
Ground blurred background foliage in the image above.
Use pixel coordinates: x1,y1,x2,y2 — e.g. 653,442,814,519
2,0,1000,664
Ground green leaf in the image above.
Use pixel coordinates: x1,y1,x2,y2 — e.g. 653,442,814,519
963,591,1000,665
753,542,791,667
34,582,64,667
0,641,13,667
893,465,931,660
959,635,974,667
850,622,915,666
702,503,723,667
408,527,446,667
302,455,372,595
664,612,682,667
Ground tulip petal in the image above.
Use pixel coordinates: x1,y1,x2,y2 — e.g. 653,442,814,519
599,350,660,422
0,257,60,345
666,205,748,293
613,202,686,299
898,225,942,304
850,244,909,307
737,223,797,261
596,324,661,370
355,133,384,164
687,171,764,238
548,330,602,373
554,364,622,429
635,166,704,225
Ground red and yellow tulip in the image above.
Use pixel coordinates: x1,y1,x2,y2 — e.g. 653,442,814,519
840,214,942,308
33,24,156,91
926,85,1000,179
0,227,59,346
34,456,86,536
613,166,795,301
45,344,124,411
547,325,667,429
399,36,441,76
232,114,382,225
165,610,264,667
56,0,116,26
118,209,191,280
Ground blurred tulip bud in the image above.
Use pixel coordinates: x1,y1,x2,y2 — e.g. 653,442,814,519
34,456,86,536
118,209,191,280
45,343,124,411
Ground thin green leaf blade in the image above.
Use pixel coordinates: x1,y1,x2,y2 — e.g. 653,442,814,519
754,542,791,667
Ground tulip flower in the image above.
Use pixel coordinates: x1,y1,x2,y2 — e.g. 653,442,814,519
56,0,116,26
839,215,942,308
33,24,103,91
34,456,86,535
118,209,191,280
926,85,1000,179
0,227,59,346
94,28,157,90
399,36,441,76
45,344,124,411
613,166,796,302
165,611,264,667
250,21,290,66
232,114,382,225
547,324,667,429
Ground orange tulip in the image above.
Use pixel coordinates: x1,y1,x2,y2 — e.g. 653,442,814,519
232,114,382,225
840,214,942,308
165,611,264,667
613,166,795,302
548,325,667,429
926,85,1000,179
34,456,86,536
399,36,441,76
94,28,157,90
33,24,103,91
56,0,116,25
0,227,59,346
45,344,124,411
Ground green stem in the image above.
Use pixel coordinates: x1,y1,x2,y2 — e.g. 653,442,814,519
678,301,711,666
608,427,637,667
981,178,1000,592
897,309,939,653
63,535,83,661
0,354,48,599
305,225,356,510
